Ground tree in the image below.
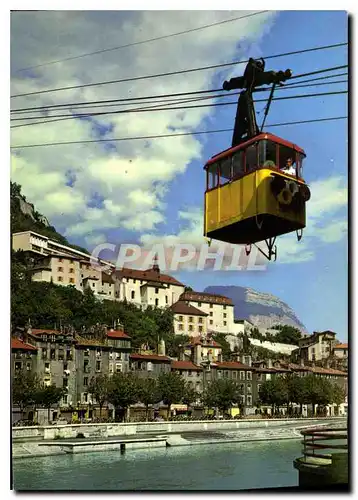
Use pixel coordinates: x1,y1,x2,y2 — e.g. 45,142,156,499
108,373,139,422
88,374,111,419
158,372,185,420
259,377,288,414
12,371,41,419
331,383,346,415
166,334,189,358
286,375,307,414
202,379,242,416
36,384,65,423
182,383,198,414
136,377,162,421
271,324,302,345
303,375,332,415
211,332,231,361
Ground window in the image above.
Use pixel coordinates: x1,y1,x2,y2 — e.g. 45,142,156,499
210,304,213,308
63,363,68,371
178,324,183,331
83,393,88,403
109,363,113,373
92,282,95,287
232,151,245,178
198,317,203,324
62,395,68,405
188,370,192,377
69,278,75,284
42,348,47,359
165,296,168,304
26,362,31,371
245,144,258,173
246,371,252,380
218,370,222,378
179,316,183,322
223,305,227,310
189,316,193,323
58,258,63,263
58,267,63,272
247,383,252,394
209,312,213,317
45,362,50,373
224,370,229,378
257,384,262,394
84,349,89,357
219,156,232,185
198,302,202,307
210,320,213,325
50,349,56,360
189,325,193,332
240,371,245,380
244,356,251,366
223,321,227,326
155,298,159,306
155,288,159,294
83,377,88,386
84,360,89,373
116,363,122,373
66,349,73,360
96,361,101,372
63,378,68,389
223,313,227,318
69,268,74,273
207,162,219,190
246,395,252,406
57,276,63,282
96,348,102,357
199,326,203,333
58,350,64,360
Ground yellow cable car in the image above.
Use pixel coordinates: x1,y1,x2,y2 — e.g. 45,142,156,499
203,57,311,261
204,133,310,260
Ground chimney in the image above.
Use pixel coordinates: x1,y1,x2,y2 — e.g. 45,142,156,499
152,253,160,273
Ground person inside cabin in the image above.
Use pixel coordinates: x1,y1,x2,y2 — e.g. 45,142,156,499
281,157,296,176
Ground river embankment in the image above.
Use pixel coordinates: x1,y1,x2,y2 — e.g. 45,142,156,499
12,416,346,459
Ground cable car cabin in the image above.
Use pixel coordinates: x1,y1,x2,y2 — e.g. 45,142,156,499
204,133,310,245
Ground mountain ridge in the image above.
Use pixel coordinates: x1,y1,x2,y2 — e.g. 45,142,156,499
204,285,307,333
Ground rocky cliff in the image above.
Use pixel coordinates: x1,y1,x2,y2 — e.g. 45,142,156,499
204,285,307,333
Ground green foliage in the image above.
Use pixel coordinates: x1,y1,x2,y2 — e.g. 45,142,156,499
331,383,346,405
166,334,189,358
211,332,231,361
36,384,65,420
88,374,111,416
271,324,302,345
259,377,288,409
202,378,242,412
158,372,185,418
108,373,139,419
12,371,41,413
182,383,198,407
136,377,162,420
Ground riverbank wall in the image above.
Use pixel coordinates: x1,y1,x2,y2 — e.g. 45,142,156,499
13,416,346,442
12,417,346,459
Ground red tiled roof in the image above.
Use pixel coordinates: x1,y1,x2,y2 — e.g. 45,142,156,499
190,336,221,347
113,267,184,287
11,338,37,351
310,366,347,376
171,301,208,316
334,343,348,350
107,330,131,339
215,361,252,370
180,291,233,305
130,353,171,362
31,329,61,336
171,360,202,370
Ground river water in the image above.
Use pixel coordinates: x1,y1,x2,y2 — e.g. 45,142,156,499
13,439,301,491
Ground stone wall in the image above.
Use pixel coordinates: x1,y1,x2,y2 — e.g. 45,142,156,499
13,417,346,441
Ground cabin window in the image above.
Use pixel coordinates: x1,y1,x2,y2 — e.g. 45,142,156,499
277,144,297,174
232,151,244,179
296,153,305,178
218,157,232,185
207,163,219,190
260,140,277,167
245,144,258,173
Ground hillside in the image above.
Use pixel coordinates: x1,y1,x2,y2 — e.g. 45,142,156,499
204,285,307,333
10,182,89,255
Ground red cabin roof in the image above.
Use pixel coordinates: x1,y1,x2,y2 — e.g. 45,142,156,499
204,132,306,169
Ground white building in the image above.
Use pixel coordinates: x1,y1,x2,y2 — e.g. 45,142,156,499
179,291,235,334
171,301,208,336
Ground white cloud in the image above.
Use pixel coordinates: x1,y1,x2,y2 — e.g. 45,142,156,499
10,10,277,247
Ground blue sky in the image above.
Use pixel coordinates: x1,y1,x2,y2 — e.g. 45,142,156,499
10,11,348,340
